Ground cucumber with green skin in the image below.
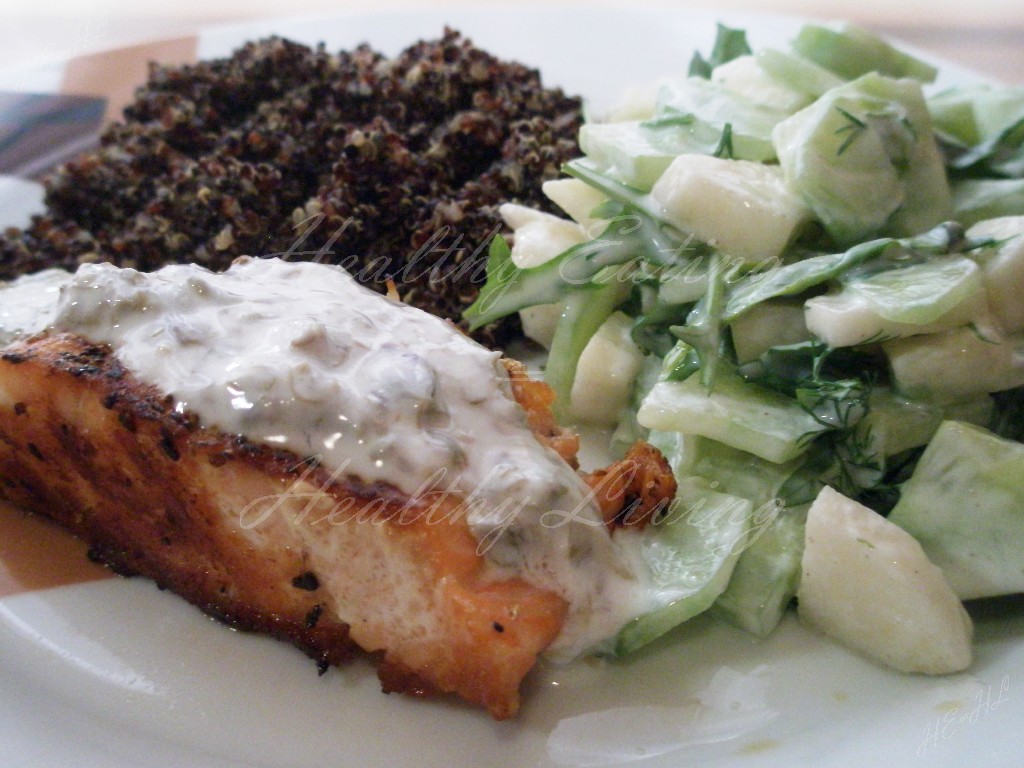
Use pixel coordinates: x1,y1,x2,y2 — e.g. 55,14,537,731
711,502,806,638
578,119,724,192
854,389,994,459
791,23,938,83
773,73,951,245
612,478,753,655
884,327,1024,404
889,421,1024,600
731,300,810,364
638,369,828,464
711,55,813,114
755,48,844,99
804,256,986,347
952,179,1024,227
967,216,1024,333
655,76,788,159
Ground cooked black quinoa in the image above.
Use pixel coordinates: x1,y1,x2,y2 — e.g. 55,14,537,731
0,29,583,345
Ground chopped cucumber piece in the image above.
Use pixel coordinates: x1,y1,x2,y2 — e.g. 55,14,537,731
804,256,986,347
774,91,902,243
885,138,954,241
889,421,1024,600
929,85,991,145
712,502,806,637
773,73,950,245
967,217,1024,333
649,155,810,265
711,55,812,114
941,87,1024,177
855,389,993,460
932,84,1024,144
653,433,806,508
971,87,1024,140
755,48,845,99
655,76,787,159
499,204,587,349
856,389,940,459
610,354,664,458
724,237,896,321
645,430,807,639
885,326,1024,404
646,428,701,479
730,300,812,363
791,23,938,83
944,395,997,429
657,261,711,305
613,478,752,655
579,119,723,191
952,179,1024,228
545,274,631,418
798,486,972,675
464,207,645,331
637,369,827,463
569,311,645,425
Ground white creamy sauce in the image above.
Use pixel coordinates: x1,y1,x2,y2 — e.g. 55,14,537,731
0,258,654,657
0,269,72,347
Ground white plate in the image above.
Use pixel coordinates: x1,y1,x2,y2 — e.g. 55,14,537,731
1,8,1022,767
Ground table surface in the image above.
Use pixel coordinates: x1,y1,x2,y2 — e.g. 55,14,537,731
1,0,1022,84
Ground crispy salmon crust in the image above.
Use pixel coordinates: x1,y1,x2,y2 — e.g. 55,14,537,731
0,333,568,718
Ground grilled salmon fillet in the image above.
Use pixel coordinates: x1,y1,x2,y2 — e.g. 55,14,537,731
0,333,570,719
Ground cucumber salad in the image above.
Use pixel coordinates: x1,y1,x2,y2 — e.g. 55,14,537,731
466,23,1024,672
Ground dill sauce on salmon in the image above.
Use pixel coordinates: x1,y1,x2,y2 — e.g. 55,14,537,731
2,257,652,657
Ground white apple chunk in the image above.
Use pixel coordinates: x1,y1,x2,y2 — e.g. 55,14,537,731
797,486,973,675
649,154,811,265
568,311,644,425
541,177,607,235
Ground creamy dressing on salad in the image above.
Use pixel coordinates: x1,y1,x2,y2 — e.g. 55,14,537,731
0,258,653,657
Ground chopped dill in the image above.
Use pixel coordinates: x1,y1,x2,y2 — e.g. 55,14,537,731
834,106,867,156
